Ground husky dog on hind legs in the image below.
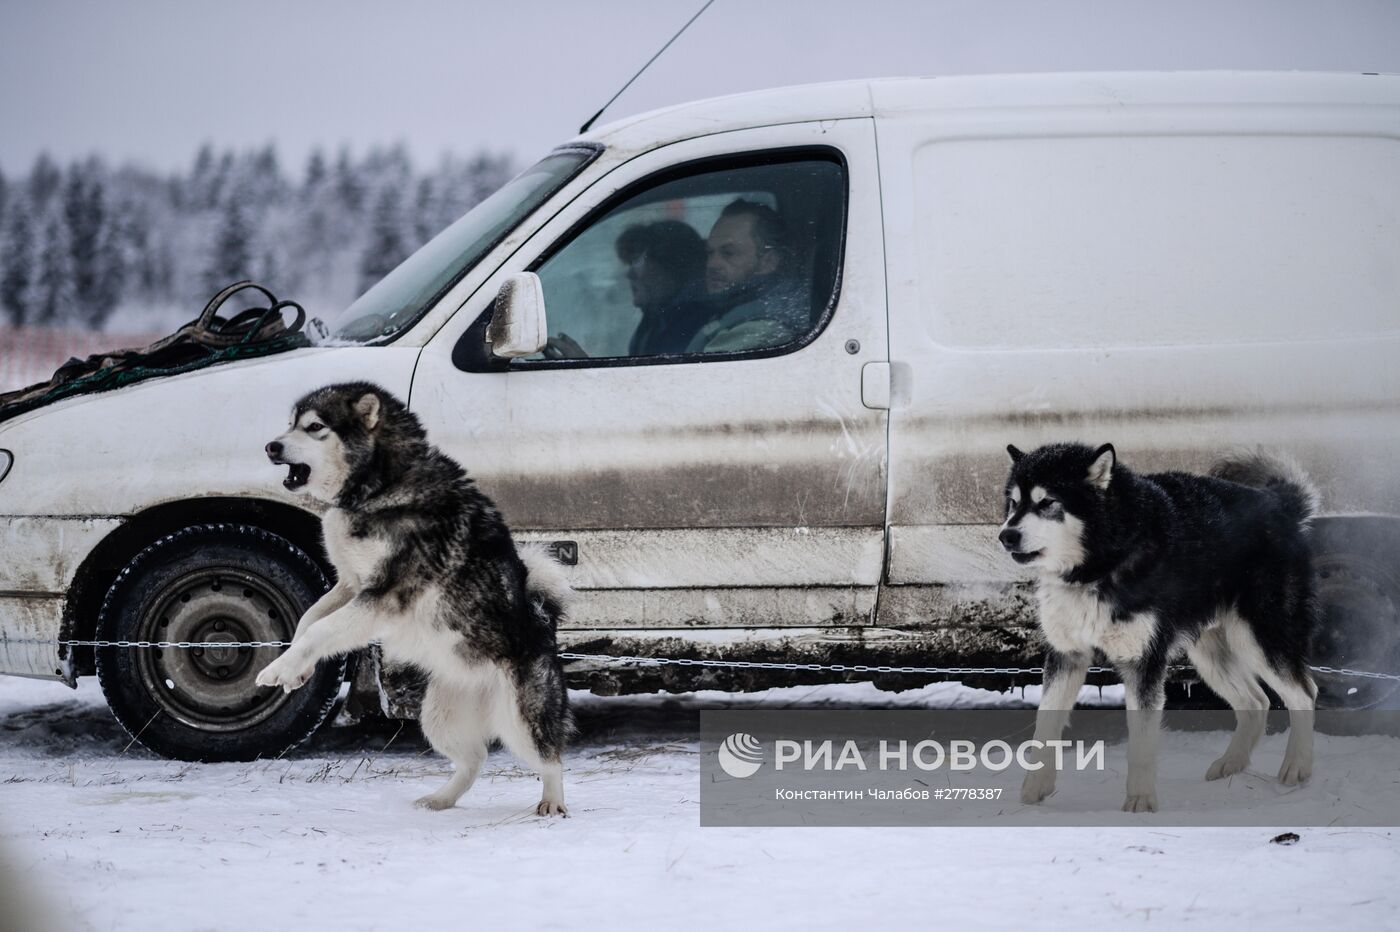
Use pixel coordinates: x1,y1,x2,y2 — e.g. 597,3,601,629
260,381,572,816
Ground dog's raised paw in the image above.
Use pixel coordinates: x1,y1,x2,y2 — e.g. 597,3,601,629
1122,793,1159,813
256,656,312,693
254,662,279,688
1206,754,1249,781
536,799,568,817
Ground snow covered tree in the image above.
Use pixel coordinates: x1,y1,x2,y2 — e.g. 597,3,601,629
0,197,34,326
207,151,235,214
63,160,112,326
247,145,285,207
88,205,133,330
304,149,327,191
0,144,517,333
26,201,78,326
411,175,438,246
186,143,217,211
0,166,7,317
358,181,409,294
28,153,63,208
334,147,364,215
207,198,253,290
106,189,152,297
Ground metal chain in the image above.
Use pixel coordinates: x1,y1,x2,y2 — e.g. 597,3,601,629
1306,664,1400,682
6,637,1073,676
6,637,1400,681
4,637,291,649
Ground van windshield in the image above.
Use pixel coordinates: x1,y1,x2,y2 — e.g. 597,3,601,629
328,147,597,343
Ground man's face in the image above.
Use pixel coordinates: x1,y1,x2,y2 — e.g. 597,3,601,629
624,252,676,310
705,214,777,295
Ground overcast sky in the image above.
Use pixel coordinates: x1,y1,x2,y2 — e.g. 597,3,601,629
2,0,1398,175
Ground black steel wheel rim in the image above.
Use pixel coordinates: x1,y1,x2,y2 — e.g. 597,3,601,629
134,566,298,731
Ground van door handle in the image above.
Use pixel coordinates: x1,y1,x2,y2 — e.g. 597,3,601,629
861,362,891,410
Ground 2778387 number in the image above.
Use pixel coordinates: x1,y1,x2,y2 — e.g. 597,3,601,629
933,788,1003,801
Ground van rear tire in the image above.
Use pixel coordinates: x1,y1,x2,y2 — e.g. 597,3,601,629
1311,519,1400,710
94,524,345,761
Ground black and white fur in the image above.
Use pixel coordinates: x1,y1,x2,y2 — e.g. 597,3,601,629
260,382,572,816
1000,442,1319,812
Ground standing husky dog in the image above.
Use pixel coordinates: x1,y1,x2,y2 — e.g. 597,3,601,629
258,382,572,816
1000,443,1318,812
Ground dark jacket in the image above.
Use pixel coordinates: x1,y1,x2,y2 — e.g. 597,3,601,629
628,285,713,356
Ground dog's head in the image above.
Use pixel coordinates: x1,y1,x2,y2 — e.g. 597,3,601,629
998,442,1117,575
264,382,407,504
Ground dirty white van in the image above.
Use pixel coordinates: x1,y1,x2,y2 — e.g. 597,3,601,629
3,71,1398,760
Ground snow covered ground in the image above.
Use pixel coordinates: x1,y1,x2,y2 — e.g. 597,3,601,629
2,675,1396,931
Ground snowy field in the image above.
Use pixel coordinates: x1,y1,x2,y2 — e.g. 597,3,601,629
2,675,1397,931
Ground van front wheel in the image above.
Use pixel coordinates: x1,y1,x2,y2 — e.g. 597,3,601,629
94,524,345,761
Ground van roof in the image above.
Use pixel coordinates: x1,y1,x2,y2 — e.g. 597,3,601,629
573,71,1400,153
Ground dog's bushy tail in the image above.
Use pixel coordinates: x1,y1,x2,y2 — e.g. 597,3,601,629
1210,447,1320,528
518,545,576,741
519,545,573,629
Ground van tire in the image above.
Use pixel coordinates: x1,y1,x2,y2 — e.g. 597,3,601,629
94,524,345,761
1311,518,1400,710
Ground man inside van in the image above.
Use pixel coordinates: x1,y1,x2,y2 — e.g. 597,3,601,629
618,220,711,355
686,198,809,354
543,219,709,359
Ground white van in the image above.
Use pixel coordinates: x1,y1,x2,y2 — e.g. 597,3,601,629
3,71,1398,760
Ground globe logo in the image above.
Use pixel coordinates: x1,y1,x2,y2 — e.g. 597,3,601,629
717,733,764,778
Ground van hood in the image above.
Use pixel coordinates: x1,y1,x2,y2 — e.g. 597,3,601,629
0,345,420,517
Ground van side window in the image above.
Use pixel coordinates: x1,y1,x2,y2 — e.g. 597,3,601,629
522,153,845,365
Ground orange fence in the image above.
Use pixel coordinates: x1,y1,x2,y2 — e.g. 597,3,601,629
0,327,166,394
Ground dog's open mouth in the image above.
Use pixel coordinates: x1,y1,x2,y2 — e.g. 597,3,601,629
283,463,311,491
1011,550,1044,565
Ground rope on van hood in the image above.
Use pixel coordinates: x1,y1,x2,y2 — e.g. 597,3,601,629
0,281,311,425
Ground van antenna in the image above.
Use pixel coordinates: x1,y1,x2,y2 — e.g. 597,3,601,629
578,0,716,134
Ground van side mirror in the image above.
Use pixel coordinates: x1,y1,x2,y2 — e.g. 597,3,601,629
487,272,548,358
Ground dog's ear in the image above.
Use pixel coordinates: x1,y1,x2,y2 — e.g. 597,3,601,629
354,392,381,431
1007,444,1025,464
1087,443,1115,490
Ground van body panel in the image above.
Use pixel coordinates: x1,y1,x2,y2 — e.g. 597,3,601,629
0,516,120,680
559,587,877,630
0,516,123,593
413,119,890,624
875,72,1400,592
513,527,884,590
579,80,875,156
0,596,67,680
